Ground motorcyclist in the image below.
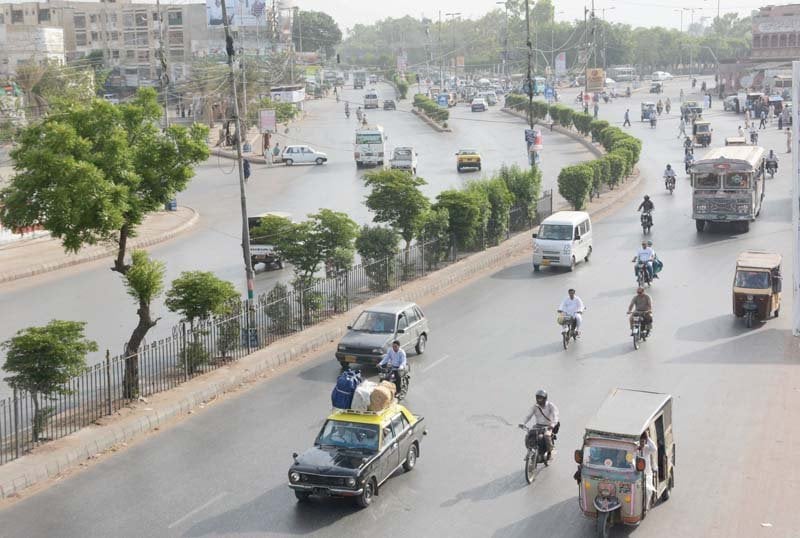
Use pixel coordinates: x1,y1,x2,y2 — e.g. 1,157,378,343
378,340,407,393
628,287,653,335
647,240,661,278
625,86,631,98
356,106,363,120
520,389,560,459
663,164,676,190
637,195,654,213
361,114,368,127
749,125,758,145
633,240,655,281
684,151,694,173
684,136,693,154
557,288,586,337
766,149,778,172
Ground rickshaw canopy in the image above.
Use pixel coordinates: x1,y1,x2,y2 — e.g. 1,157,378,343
736,250,782,271
585,388,672,439
641,102,655,109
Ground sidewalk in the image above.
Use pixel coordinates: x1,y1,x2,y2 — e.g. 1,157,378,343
0,207,199,284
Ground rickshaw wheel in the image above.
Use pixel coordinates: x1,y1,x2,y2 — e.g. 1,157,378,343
596,511,612,538
745,311,754,328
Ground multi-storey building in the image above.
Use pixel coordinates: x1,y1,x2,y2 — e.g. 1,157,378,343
751,3,800,61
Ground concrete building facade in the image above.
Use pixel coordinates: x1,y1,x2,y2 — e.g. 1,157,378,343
751,3,800,61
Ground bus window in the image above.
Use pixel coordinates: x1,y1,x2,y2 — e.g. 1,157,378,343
695,173,720,189
724,173,750,189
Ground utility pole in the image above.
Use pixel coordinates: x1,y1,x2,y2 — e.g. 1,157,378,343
524,0,533,129
446,13,461,83
497,1,508,83
792,60,799,336
156,0,169,129
220,0,256,302
438,11,444,89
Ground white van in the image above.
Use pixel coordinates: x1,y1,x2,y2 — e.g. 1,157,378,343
477,91,498,106
532,211,593,271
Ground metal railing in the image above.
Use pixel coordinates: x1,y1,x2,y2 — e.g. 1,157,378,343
0,190,553,465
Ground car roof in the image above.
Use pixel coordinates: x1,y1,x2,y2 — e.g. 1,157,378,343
361,300,419,314
458,149,479,153
585,388,672,438
328,403,416,425
541,210,590,225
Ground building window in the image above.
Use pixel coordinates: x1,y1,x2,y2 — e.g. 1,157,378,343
38,9,50,22
780,34,787,47
11,9,23,23
110,14,117,23
124,31,135,45
135,12,148,27
771,35,778,48
168,11,182,25
137,50,150,61
0,14,4,23
112,50,120,59
170,48,184,60
753,35,760,48
126,50,135,59
76,33,87,46
136,31,148,45
124,13,134,27
110,31,119,41
90,14,97,22
791,34,797,47
74,14,86,28
91,31,99,41
169,30,183,45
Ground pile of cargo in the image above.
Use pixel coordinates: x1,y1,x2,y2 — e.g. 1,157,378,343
331,370,396,412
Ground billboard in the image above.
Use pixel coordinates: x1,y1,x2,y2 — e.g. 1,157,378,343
207,0,266,27
259,109,276,133
555,52,567,76
586,68,605,92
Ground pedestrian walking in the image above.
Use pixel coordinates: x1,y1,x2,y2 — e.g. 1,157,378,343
679,88,685,102
593,102,599,119
623,109,631,127
707,93,712,109
778,113,783,131
787,128,793,153
678,118,686,139
759,109,767,129
769,104,775,124
744,109,751,129
272,142,281,163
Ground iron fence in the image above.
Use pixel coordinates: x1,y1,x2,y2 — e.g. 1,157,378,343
0,189,553,465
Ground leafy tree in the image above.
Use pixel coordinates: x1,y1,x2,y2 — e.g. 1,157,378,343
3,320,97,441
355,225,400,292
468,178,514,246
314,208,359,275
418,207,451,268
166,271,239,327
265,282,293,334
363,170,430,250
248,97,299,127
434,190,483,250
0,89,209,396
558,164,594,210
496,164,541,218
293,10,342,58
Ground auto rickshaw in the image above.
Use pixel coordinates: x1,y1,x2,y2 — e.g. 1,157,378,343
575,389,675,538
640,102,656,122
692,120,712,147
733,250,782,328
649,82,662,94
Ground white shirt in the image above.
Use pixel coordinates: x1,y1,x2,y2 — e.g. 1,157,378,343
379,348,407,369
558,296,585,316
640,437,658,479
524,401,560,427
636,247,654,263
664,168,676,178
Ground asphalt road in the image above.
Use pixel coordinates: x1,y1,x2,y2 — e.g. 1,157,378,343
1,77,797,537
0,82,591,386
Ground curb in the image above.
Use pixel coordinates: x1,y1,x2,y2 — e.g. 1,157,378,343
411,108,452,133
0,143,641,501
0,207,200,285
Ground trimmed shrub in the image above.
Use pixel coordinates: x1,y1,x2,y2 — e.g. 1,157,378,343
558,164,594,210
572,113,593,136
590,119,610,141
605,153,626,188
613,147,634,178
413,93,449,124
434,189,484,250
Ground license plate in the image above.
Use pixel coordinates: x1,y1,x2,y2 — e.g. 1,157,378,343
344,355,357,363
541,260,550,266
313,487,330,496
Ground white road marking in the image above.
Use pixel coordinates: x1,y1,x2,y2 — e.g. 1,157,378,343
422,354,451,373
167,491,228,529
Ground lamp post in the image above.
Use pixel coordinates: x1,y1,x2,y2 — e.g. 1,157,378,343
496,1,509,83
599,7,615,72
445,12,461,83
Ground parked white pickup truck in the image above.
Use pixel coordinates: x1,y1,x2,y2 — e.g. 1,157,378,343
389,146,418,175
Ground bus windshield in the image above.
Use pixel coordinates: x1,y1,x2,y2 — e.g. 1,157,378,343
724,172,750,189
695,173,721,189
356,133,382,145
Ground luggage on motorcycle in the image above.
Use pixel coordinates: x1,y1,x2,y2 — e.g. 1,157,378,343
331,369,362,409
369,385,393,411
351,380,377,411
653,259,664,274
379,380,397,399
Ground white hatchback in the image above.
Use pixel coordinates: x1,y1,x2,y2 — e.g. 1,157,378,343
282,145,328,166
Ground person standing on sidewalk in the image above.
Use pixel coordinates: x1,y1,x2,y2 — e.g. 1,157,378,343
623,109,631,127
759,109,767,129
787,128,793,153
677,118,687,139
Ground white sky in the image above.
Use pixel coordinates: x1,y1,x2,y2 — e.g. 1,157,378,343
293,0,771,34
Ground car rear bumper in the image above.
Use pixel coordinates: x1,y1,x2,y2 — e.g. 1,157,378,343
335,352,382,365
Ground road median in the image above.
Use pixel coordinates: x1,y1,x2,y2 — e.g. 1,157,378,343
0,136,641,503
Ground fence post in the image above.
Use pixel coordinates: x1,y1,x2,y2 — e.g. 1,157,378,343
105,350,112,415
299,288,305,331
182,322,189,382
344,272,350,311
421,237,426,276
451,233,456,263
13,387,19,460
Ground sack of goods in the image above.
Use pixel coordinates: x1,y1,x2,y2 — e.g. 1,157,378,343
369,385,393,411
331,369,363,409
556,313,566,325
379,380,397,399
351,380,378,411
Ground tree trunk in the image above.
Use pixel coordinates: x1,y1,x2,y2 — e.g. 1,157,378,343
31,392,41,442
113,223,130,274
122,297,158,399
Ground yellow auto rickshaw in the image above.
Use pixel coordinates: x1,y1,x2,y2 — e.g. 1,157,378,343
733,250,782,328
692,120,712,147
575,389,675,538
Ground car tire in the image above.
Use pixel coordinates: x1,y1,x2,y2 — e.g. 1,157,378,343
285,159,293,166
457,165,462,172
477,165,481,171
354,478,375,508
403,443,418,472
569,256,576,272
294,490,310,502
316,158,324,165
695,219,705,232
584,246,592,262
415,334,427,355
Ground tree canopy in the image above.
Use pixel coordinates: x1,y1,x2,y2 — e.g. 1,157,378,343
363,170,429,249
293,10,342,58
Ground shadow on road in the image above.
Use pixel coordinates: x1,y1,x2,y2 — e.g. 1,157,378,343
674,314,741,342
669,328,794,365
297,359,341,384
490,262,567,281
491,497,595,538
440,470,527,508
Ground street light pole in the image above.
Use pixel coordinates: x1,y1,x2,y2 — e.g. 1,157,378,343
445,12,461,82
496,1,508,83
599,7,615,72
525,0,533,129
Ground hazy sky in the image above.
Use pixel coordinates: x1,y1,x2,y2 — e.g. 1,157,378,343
295,0,769,34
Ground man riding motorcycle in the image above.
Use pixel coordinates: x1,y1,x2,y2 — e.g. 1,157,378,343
663,164,676,190
628,287,653,335
633,240,655,282
684,151,695,173
766,150,778,176
378,340,407,394
520,389,560,460
637,195,654,230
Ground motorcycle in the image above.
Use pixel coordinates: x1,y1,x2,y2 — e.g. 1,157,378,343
625,87,631,98
650,115,657,128
379,365,410,400
766,161,777,178
664,175,675,194
630,311,652,350
640,210,653,234
345,109,350,119
634,260,653,288
750,131,759,145
518,423,555,484
559,312,581,349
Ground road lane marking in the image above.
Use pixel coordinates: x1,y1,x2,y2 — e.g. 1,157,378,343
422,354,450,373
167,491,228,529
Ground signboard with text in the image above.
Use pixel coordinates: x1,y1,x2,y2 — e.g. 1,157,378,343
555,52,567,76
259,109,276,133
586,68,605,92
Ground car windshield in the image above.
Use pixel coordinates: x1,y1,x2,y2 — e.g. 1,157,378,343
584,446,635,470
538,224,573,241
351,311,395,333
395,149,412,158
459,150,478,155
724,173,750,189
735,270,770,289
695,173,720,189
356,133,383,144
316,420,379,452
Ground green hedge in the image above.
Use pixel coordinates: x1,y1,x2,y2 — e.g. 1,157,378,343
572,113,592,136
413,93,449,124
558,164,594,210
590,120,610,141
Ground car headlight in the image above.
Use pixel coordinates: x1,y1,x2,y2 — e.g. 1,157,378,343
562,244,571,254
346,477,356,487
371,347,384,354
338,344,346,351
747,295,754,301
290,472,300,483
